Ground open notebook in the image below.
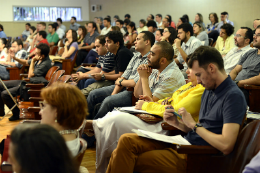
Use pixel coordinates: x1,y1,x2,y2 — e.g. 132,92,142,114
132,129,191,145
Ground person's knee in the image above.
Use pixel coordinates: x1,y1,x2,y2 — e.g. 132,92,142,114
1,90,9,100
118,133,138,150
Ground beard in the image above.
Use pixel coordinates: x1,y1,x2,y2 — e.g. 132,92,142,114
148,58,161,69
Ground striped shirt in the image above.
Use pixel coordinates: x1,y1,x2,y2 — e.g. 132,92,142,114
96,52,115,73
121,52,149,83
149,61,186,99
12,49,27,68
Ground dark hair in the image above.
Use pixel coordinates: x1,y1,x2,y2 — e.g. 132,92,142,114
193,22,203,35
30,26,36,33
182,14,190,23
150,14,154,20
39,22,46,27
125,14,131,19
71,16,77,21
99,17,103,22
196,13,203,23
36,43,50,57
188,46,224,71
166,15,172,24
0,24,4,31
155,41,174,61
10,124,79,173
78,26,87,38
178,23,193,36
106,15,111,19
123,19,130,25
12,39,23,48
111,26,120,32
157,29,164,36
141,31,155,46
57,18,63,23
104,17,111,23
156,14,162,18
147,20,157,28
164,17,171,25
95,35,106,45
53,22,59,30
139,19,146,26
114,15,119,20
70,30,78,46
167,27,178,45
180,17,188,24
88,22,97,31
116,20,124,25
209,13,219,24
38,31,47,39
241,27,254,43
221,11,228,16
25,23,31,27
127,22,136,31
0,38,9,48
220,23,234,36
48,23,57,31
106,31,124,46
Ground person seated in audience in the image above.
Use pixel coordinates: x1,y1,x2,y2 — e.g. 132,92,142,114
243,150,260,173
0,38,9,61
123,19,130,30
106,46,247,173
155,14,163,29
162,17,171,29
51,29,78,69
28,31,49,58
70,16,80,31
77,26,87,44
38,22,46,31
96,17,104,33
194,13,205,29
20,23,31,41
101,17,112,35
166,14,176,28
53,22,65,39
24,26,36,44
110,26,120,32
216,11,234,32
46,24,59,46
8,124,79,173
0,24,7,39
230,25,260,104
115,20,126,36
193,22,209,46
40,82,88,157
0,43,51,121
76,22,99,66
112,15,119,26
215,23,235,56
174,23,202,77
29,22,46,50
146,20,157,35
176,17,188,28
0,39,27,80
182,14,192,26
160,27,180,57
206,13,219,34
147,14,154,22
57,18,66,32
137,19,148,34
253,19,260,34
224,27,253,74
155,29,163,43
124,14,131,21
124,22,138,45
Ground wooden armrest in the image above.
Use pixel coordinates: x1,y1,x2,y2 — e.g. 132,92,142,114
81,63,97,67
59,59,70,62
176,145,220,155
27,106,41,112
1,161,13,172
26,83,45,89
6,67,19,70
27,89,41,95
244,84,260,90
23,78,30,82
29,97,43,102
20,74,28,78
20,120,41,124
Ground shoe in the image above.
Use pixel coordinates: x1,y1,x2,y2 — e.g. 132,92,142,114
9,115,20,121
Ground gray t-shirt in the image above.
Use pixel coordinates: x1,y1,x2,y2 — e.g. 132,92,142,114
196,31,209,46
83,31,100,45
235,49,260,81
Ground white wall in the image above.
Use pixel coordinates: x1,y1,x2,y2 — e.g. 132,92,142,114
0,0,90,21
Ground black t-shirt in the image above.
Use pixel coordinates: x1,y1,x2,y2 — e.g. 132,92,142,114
28,56,52,77
114,46,133,74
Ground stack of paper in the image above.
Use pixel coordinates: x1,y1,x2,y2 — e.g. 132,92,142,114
116,106,156,115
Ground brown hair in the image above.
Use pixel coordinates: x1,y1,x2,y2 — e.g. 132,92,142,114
41,82,88,129
39,22,46,27
111,26,120,32
209,13,219,24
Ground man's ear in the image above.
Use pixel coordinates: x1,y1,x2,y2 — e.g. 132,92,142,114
208,63,217,74
160,57,167,64
116,41,120,47
146,39,150,46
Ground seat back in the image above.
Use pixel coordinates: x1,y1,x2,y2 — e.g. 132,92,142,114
62,51,78,75
75,138,88,169
45,66,59,81
49,46,58,55
70,51,78,72
57,75,71,83
47,70,65,87
57,47,64,56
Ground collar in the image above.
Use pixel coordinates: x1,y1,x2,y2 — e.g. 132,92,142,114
212,76,233,94
239,44,251,51
140,51,150,59
116,45,125,55
183,36,195,48
159,61,176,77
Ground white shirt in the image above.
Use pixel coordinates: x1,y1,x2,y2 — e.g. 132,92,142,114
56,28,65,39
156,21,163,29
224,45,253,74
120,28,126,36
101,26,112,35
0,48,7,62
66,132,80,157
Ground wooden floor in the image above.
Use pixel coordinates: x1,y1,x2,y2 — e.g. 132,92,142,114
0,107,96,173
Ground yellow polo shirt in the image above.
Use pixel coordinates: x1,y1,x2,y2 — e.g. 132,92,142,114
215,34,235,55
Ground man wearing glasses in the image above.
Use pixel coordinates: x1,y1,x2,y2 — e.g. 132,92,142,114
230,25,260,105
224,27,254,74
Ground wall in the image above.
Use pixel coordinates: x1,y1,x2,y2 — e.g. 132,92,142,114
0,0,89,37
89,0,260,31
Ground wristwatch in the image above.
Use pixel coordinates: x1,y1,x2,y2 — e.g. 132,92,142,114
101,74,106,81
235,80,240,85
193,123,203,132
119,78,124,86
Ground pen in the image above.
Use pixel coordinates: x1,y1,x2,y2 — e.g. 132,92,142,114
166,107,182,118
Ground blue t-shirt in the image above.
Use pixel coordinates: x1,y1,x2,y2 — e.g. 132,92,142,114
0,31,7,39
185,76,247,145
68,42,78,61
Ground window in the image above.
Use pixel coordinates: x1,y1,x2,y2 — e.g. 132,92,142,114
13,6,82,21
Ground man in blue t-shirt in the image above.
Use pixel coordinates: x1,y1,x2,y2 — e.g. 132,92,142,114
105,46,247,173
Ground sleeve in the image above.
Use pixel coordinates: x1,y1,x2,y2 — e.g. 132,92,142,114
102,55,115,73
71,42,78,50
238,50,251,65
219,35,235,55
117,50,133,73
15,51,27,68
190,40,202,53
177,52,184,64
215,36,221,52
121,54,135,79
242,150,260,173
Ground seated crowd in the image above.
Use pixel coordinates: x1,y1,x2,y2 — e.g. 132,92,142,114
0,11,260,173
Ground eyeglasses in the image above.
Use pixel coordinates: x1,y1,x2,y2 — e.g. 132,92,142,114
235,34,247,39
254,34,260,38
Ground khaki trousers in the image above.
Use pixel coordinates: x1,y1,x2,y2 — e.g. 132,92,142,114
106,133,187,173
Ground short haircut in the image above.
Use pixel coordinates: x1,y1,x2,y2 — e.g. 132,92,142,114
188,46,224,71
0,24,4,31
38,31,47,39
221,23,234,36
57,18,63,23
111,26,120,32
88,22,97,30
167,27,178,45
53,22,58,29
141,31,155,46
106,15,111,19
209,13,219,23
147,20,157,28
155,41,174,61
95,35,106,45
156,14,162,18
123,19,130,25
139,19,146,25
178,23,193,36
71,16,76,21
12,39,23,48
221,11,228,16
30,26,36,33
49,23,57,31
106,30,124,46
114,15,119,19
104,17,111,23
150,14,154,20
241,27,254,43
125,14,131,19
26,23,31,27
116,20,124,25
39,22,46,27
36,43,50,57
41,83,88,129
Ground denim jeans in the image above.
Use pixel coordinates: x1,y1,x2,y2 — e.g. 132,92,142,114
87,85,133,119
0,66,10,80
77,78,97,90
